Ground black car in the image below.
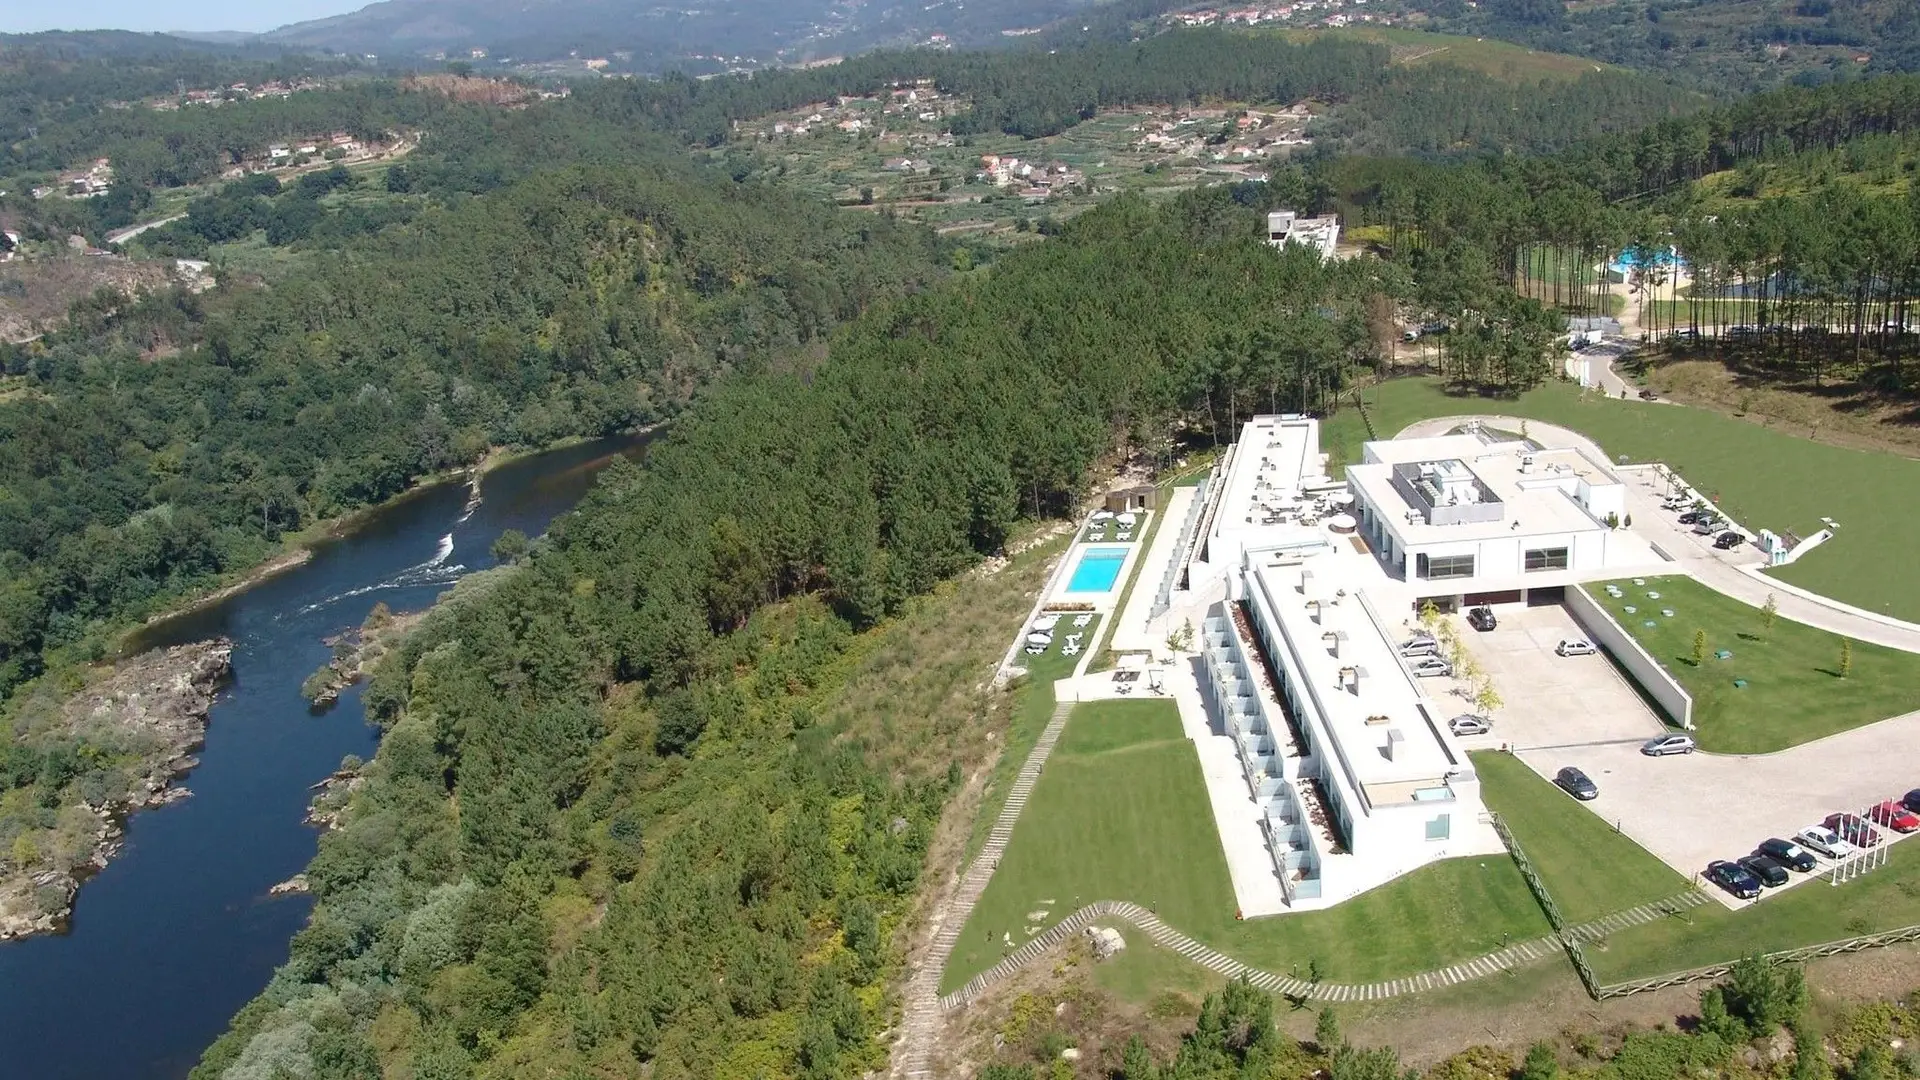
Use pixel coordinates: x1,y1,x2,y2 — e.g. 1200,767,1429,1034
1757,837,1818,873
1904,789,1920,814
1555,767,1598,801
1705,860,1763,900
1678,510,1706,525
1467,606,1498,632
1714,531,1744,550
1737,854,1790,888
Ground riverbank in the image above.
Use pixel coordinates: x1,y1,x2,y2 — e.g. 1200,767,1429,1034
300,603,428,708
123,426,660,647
0,639,233,941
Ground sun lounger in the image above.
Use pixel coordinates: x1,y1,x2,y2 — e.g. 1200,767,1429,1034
1073,613,1093,627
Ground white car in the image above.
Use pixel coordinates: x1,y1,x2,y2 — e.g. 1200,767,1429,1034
1555,639,1597,657
1641,733,1696,756
1409,657,1453,678
1795,825,1857,860
1449,714,1493,736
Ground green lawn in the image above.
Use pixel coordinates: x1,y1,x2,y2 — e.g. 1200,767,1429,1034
1473,752,1687,924
1327,377,1920,621
1589,839,1920,982
943,700,1552,993
1584,577,1920,753
967,607,1100,861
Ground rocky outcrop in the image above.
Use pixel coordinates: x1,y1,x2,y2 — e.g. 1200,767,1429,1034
0,639,232,942
305,768,365,831
302,603,422,708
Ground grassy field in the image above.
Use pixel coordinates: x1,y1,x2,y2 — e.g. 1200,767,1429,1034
1326,377,1920,621
943,700,1552,993
1473,751,1687,924
1281,26,1612,81
1583,578,1920,753
1589,839,1920,982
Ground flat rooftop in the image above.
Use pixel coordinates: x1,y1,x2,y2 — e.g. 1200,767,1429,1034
1348,441,1618,545
1247,560,1461,806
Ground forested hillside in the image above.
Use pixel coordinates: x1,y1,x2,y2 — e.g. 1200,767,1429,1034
173,181,1571,1079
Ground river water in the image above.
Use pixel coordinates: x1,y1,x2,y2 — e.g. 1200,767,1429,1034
0,432,654,1079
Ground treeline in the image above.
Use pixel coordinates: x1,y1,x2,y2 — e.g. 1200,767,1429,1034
179,185,1566,1080
572,28,1698,153
0,162,949,699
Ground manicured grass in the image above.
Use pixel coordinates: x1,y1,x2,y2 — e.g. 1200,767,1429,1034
1584,577,1920,753
943,701,1552,993
1589,839,1920,982
1328,377,1920,621
1088,935,1224,1006
1472,751,1687,924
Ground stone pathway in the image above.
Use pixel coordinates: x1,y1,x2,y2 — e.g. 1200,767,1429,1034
936,890,1708,1010
890,700,1075,1080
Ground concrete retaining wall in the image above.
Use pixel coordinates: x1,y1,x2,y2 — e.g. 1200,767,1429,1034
1565,585,1694,730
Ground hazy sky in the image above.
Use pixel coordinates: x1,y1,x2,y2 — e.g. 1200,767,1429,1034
4,0,369,34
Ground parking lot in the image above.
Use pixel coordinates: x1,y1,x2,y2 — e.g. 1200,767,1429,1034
1516,722,1920,909
1445,604,1668,752
1434,604,1920,909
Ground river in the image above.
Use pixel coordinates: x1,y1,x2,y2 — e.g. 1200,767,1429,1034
0,431,655,1079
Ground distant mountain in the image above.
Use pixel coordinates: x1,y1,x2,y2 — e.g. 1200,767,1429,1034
250,0,1116,71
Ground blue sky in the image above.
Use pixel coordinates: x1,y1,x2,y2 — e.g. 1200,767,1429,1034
5,0,368,34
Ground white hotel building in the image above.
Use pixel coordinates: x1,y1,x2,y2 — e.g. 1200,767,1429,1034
1172,415,1653,911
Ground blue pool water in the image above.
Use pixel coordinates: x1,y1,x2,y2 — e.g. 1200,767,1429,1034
1609,245,1685,276
1066,546,1129,592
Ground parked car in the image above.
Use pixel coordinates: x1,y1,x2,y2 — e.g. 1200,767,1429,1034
1449,714,1493,736
1661,496,1692,511
1638,389,1659,401
1641,733,1696,756
1904,789,1920,814
1555,767,1598,800
1795,825,1857,860
1824,812,1882,847
1705,860,1763,900
1693,518,1725,535
1556,639,1597,657
1678,510,1707,525
1736,854,1790,888
1410,657,1453,678
1868,801,1920,833
1467,606,1498,632
1714,531,1744,550
1399,636,1440,658
1756,837,1818,873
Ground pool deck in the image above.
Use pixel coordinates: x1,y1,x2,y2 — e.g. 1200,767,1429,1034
1044,515,1152,613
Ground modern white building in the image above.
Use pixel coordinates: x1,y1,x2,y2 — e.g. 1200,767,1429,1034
1162,416,1665,911
1266,209,1340,260
1345,432,1630,613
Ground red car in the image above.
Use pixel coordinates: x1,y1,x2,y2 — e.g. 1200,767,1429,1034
1825,812,1883,847
1869,801,1920,834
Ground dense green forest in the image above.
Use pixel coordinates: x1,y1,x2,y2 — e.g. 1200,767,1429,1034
171,183,1564,1080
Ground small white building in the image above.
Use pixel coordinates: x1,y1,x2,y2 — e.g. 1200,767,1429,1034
1266,209,1340,260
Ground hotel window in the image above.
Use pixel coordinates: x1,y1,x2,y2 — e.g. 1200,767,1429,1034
1524,547,1570,572
1416,553,1475,580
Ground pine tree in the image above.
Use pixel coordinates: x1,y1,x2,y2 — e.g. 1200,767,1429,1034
1691,628,1708,667
1316,1006,1342,1052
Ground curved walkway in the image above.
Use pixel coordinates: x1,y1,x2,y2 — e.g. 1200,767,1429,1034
938,890,1707,1011
1396,415,1920,653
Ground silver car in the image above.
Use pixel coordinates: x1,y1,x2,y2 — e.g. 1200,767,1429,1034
1449,714,1493,736
1410,656,1453,678
1641,733,1696,756
1555,639,1597,657
1399,637,1440,658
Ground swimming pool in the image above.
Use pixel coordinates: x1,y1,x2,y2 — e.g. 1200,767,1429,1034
1609,245,1686,277
1066,546,1130,593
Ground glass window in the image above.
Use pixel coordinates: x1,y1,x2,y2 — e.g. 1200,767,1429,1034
1418,554,1475,580
1425,814,1451,841
1524,547,1570,572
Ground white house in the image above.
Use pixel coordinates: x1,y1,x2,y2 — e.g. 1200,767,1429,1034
1266,209,1340,260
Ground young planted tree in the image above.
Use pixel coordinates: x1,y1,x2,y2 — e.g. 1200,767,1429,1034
1761,593,1778,639
1315,1006,1342,1052
1839,637,1853,679
1691,628,1708,667
1473,678,1503,715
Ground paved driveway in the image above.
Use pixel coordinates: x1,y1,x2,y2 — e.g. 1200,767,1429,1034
1447,605,1668,753
1517,715,1920,909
